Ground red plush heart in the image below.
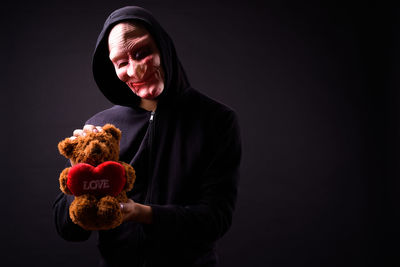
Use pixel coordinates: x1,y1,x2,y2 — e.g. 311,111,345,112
67,161,126,197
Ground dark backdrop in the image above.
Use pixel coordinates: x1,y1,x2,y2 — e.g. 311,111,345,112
1,0,398,266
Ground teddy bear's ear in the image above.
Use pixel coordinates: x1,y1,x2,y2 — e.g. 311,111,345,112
103,124,121,142
58,138,77,158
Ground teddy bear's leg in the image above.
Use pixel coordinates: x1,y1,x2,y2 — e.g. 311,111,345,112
97,196,123,230
116,191,128,203
69,194,98,230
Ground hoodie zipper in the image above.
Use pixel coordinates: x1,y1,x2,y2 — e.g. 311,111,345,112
145,110,155,204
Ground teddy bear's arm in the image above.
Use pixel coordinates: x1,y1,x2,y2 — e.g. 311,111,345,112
119,162,136,192
59,167,73,195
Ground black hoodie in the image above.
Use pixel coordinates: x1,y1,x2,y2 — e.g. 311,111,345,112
53,6,241,267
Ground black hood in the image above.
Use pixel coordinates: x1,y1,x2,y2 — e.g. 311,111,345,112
92,6,190,106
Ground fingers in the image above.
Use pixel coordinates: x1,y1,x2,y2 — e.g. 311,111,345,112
120,199,134,212
120,199,135,222
73,129,84,137
70,124,103,139
83,124,96,133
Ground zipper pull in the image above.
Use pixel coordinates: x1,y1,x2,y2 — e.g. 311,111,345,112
150,111,155,122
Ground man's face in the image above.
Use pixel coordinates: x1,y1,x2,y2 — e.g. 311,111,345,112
108,22,164,100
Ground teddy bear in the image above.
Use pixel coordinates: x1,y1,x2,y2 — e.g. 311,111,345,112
57,124,135,230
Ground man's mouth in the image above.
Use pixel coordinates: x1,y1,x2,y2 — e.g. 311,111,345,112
129,72,155,87
130,81,147,86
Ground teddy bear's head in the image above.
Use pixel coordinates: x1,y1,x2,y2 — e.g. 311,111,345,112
58,124,121,166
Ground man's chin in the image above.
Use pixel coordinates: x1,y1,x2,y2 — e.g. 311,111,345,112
136,88,163,99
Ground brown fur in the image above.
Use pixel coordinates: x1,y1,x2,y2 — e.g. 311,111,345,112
58,124,136,230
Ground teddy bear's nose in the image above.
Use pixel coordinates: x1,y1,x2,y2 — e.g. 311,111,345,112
91,144,103,155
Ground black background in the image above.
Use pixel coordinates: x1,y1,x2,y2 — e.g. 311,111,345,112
1,0,399,266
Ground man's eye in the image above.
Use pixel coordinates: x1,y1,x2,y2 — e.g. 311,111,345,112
117,62,128,68
133,47,151,60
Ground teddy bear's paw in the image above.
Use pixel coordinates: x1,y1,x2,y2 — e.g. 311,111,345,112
96,195,123,229
120,162,136,191
69,194,98,230
59,167,72,195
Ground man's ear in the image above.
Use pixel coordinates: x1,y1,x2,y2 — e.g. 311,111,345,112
58,137,77,158
103,124,121,142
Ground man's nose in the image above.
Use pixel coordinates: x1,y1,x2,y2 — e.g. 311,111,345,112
126,61,147,80
127,61,135,78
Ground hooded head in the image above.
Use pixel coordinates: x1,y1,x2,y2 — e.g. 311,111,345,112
93,6,190,106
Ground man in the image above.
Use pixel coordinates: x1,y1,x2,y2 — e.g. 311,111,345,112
53,6,241,267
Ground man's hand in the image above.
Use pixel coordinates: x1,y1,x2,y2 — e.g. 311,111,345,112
120,199,153,224
71,124,103,139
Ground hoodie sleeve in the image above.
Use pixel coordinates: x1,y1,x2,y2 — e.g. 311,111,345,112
146,110,241,244
52,193,92,242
